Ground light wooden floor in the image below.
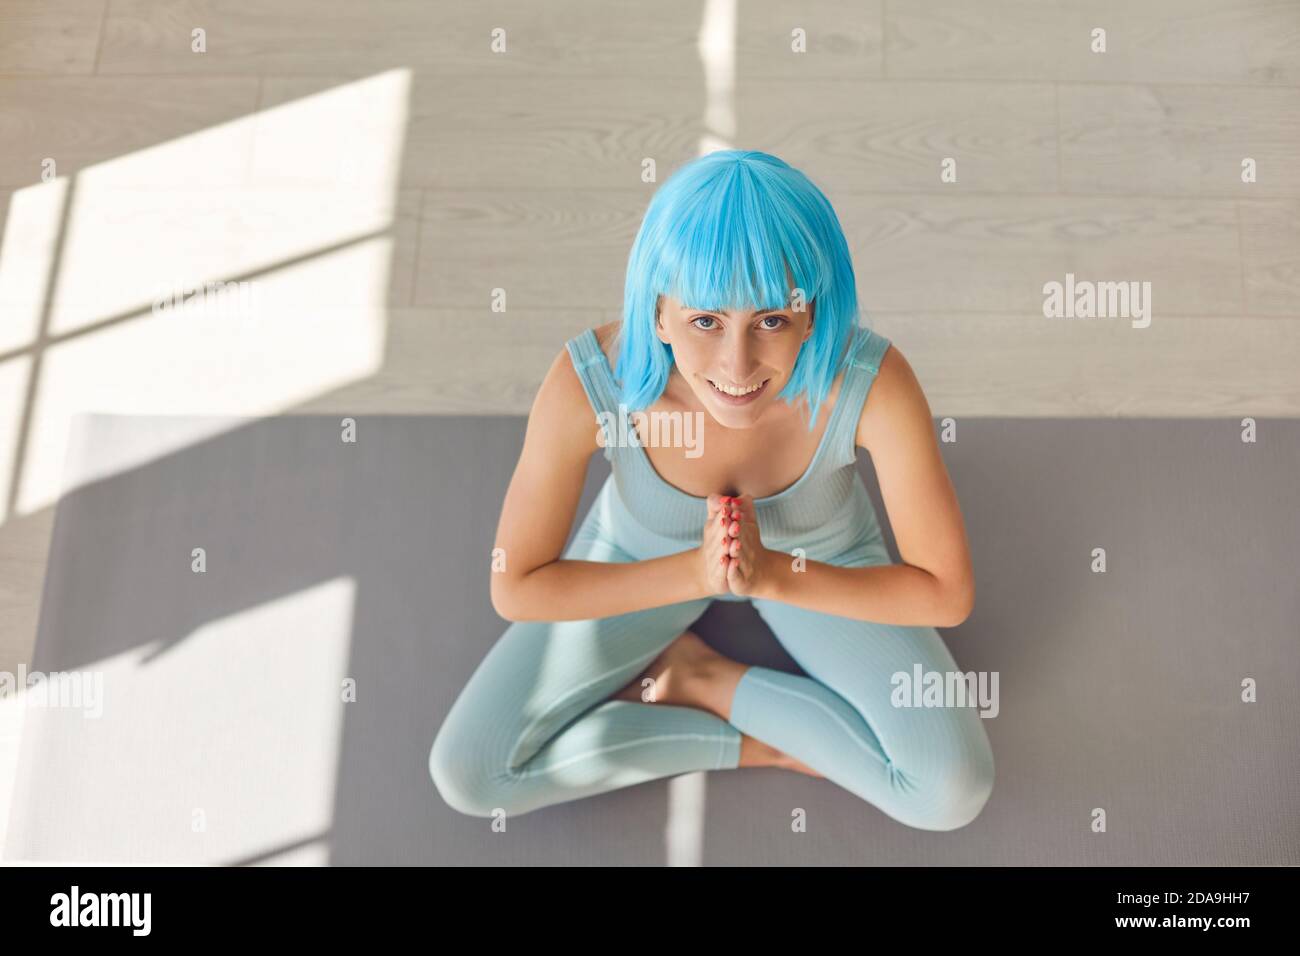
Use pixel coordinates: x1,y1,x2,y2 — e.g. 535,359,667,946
1,1,1298,852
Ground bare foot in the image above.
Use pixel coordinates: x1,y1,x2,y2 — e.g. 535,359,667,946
613,633,825,779
612,630,720,707
742,735,825,778
778,751,826,779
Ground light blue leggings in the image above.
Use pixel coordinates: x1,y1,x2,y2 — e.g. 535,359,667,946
429,506,995,832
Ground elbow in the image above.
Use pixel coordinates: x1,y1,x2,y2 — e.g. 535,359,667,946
489,575,523,622
491,564,551,623
940,577,975,629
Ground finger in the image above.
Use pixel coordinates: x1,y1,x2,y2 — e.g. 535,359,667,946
726,556,742,589
707,493,725,519
722,495,739,525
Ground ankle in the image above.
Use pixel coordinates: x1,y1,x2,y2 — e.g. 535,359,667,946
684,655,744,720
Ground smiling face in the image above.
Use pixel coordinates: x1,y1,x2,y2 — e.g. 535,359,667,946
654,292,814,428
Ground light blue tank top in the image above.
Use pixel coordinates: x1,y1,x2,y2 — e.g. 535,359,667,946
564,324,895,577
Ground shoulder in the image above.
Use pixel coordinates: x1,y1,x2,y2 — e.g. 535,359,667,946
553,320,622,374
529,329,607,455
852,335,928,453
591,319,622,367
551,320,618,385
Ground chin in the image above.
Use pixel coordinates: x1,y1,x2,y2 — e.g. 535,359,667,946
701,393,770,428
711,412,761,430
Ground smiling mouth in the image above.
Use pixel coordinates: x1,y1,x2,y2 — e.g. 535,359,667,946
707,377,770,400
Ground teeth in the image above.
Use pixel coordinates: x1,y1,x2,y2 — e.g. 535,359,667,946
709,379,764,397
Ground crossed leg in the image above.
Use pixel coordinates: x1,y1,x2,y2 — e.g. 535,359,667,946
609,630,824,777
428,591,747,818
723,595,996,831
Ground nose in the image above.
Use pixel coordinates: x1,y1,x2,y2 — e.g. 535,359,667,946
718,332,759,384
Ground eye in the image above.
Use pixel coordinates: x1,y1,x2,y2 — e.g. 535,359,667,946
690,315,717,330
759,314,788,330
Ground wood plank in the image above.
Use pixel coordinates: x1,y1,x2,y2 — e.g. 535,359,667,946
1054,0,1300,86
826,195,1236,316
1059,84,1300,198
886,0,1065,81
0,0,106,75
413,188,641,308
264,73,710,190
0,76,259,187
411,190,1243,317
887,0,1300,86
738,78,1058,193
21,186,415,337
869,312,1300,418
1239,200,1300,315
735,0,882,80
291,308,588,415
97,0,882,78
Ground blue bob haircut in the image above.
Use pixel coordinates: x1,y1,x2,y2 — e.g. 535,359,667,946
614,149,862,431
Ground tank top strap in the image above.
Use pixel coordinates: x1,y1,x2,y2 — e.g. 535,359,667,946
564,328,622,461
824,325,892,469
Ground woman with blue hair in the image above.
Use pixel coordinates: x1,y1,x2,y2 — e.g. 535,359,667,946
429,150,994,832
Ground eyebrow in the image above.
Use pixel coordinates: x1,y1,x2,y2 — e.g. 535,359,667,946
690,306,789,316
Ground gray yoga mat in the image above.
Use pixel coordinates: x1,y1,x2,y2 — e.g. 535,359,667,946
5,413,1297,865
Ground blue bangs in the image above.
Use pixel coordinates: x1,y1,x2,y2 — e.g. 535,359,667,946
614,149,862,431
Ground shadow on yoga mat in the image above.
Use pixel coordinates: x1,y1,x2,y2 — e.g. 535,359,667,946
4,414,1297,865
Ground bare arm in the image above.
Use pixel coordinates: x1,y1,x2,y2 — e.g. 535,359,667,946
489,337,725,622
751,343,976,628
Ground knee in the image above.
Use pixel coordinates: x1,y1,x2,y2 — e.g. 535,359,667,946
428,722,503,819
898,747,995,832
